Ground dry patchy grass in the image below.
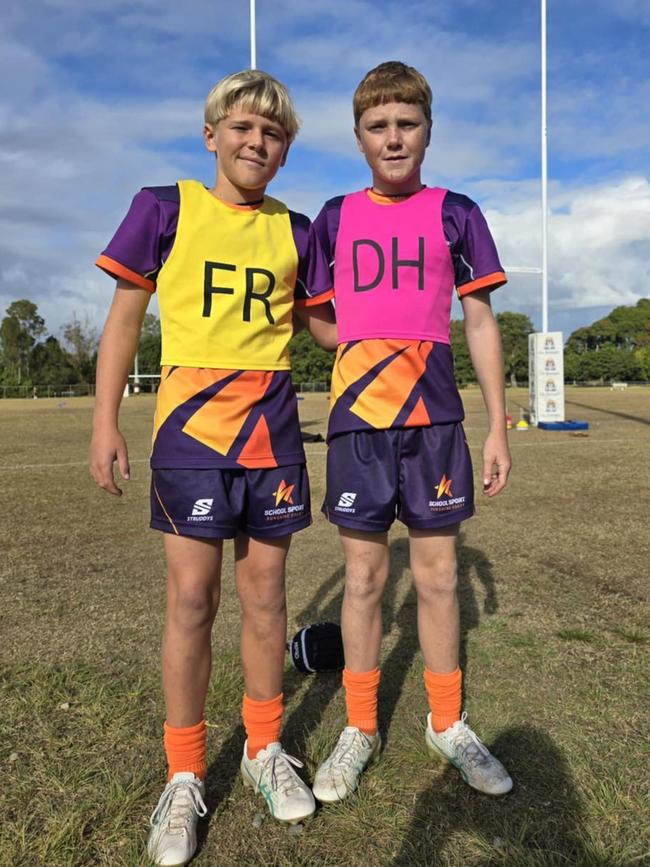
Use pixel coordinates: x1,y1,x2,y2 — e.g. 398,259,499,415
1,388,649,866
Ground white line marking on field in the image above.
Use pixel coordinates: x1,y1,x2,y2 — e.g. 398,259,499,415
0,437,636,472
0,458,150,471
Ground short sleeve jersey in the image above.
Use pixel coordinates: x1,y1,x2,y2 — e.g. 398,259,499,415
97,180,333,469
312,187,506,440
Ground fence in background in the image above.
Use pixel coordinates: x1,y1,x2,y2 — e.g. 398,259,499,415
1,381,334,399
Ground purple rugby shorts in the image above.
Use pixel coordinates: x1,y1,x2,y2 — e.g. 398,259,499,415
151,464,311,539
322,424,474,532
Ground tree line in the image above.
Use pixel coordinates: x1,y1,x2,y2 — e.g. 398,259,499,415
1,298,649,392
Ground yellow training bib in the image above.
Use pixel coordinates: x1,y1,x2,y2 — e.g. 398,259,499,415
157,180,298,369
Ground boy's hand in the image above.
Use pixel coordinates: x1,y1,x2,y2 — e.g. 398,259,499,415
481,430,511,497
89,428,131,496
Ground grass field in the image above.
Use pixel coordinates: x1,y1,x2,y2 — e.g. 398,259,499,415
1,388,649,867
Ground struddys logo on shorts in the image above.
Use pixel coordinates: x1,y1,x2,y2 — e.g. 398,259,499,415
264,479,305,522
428,475,467,513
187,498,214,522
334,491,357,514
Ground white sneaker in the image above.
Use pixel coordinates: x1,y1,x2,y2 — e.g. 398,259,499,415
425,712,513,796
147,772,207,866
312,726,381,804
240,741,316,824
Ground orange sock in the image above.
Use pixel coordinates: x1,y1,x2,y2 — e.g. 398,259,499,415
242,693,284,759
424,667,462,733
343,668,381,735
163,719,207,781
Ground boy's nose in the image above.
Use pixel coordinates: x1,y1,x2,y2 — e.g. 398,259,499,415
386,127,403,147
248,129,264,150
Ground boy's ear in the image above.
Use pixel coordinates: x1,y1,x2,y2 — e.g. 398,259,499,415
204,123,217,152
280,143,291,167
425,122,432,147
354,127,365,154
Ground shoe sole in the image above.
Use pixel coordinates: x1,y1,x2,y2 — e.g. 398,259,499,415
240,761,315,824
425,737,512,796
314,737,382,804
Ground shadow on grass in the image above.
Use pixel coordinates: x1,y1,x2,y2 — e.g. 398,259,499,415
392,726,599,867
197,530,499,853
564,398,650,427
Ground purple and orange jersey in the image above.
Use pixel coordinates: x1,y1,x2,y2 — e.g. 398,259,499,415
97,180,333,469
312,187,506,439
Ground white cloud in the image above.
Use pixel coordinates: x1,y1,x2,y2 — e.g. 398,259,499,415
487,175,650,318
1,0,649,343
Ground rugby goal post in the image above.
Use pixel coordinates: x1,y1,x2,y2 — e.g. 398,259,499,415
123,373,161,397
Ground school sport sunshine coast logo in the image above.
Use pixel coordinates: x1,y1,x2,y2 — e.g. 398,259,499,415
264,480,304,521
273,480,294,506
429,475,466,513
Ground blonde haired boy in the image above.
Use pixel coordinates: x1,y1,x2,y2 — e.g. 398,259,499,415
312,61,513,803
90,70,335,866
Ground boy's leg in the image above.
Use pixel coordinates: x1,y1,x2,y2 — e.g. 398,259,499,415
149,533,221,866
234,532,289,705
409,526,460,678
409,526,512,795
312,528,387,803
339,527,390,677
235,532,315,823
163,533,223,730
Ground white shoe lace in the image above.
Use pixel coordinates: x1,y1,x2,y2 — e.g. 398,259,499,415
448,713,492,767
255,748,305,797
150,778,208,834
324,728,371,775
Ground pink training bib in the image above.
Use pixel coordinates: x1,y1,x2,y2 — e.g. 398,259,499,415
333,187,455,344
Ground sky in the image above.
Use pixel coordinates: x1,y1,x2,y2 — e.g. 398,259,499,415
1,0,649,341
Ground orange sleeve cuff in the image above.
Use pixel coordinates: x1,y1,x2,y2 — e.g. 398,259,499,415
95,254,156,293
294,288,335,308
457,271,507,297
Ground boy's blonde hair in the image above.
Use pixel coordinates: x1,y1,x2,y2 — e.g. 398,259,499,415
205,70,300,143
353,61,432,128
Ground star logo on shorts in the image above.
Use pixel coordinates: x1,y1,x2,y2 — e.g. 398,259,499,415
273,480,295,506
436,475,453,499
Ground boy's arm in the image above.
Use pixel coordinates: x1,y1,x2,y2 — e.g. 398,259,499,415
294,301,337,350
89,280,151,495
461,288,511,498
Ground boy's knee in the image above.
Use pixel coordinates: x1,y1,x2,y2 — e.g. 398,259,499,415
345,563,387,602
169,583,218,630
414,561,458,597
245,590,287,620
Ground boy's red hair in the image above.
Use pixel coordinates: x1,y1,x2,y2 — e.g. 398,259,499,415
353,61,432,128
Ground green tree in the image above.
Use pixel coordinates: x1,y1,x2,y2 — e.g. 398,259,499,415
496,312,534,387
30,336,80,386
139,313,162,374
566,299,650,354
289,332,334,385
450,319,475,386
0,300,46,384
563,351,581,382
62,313,98,382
